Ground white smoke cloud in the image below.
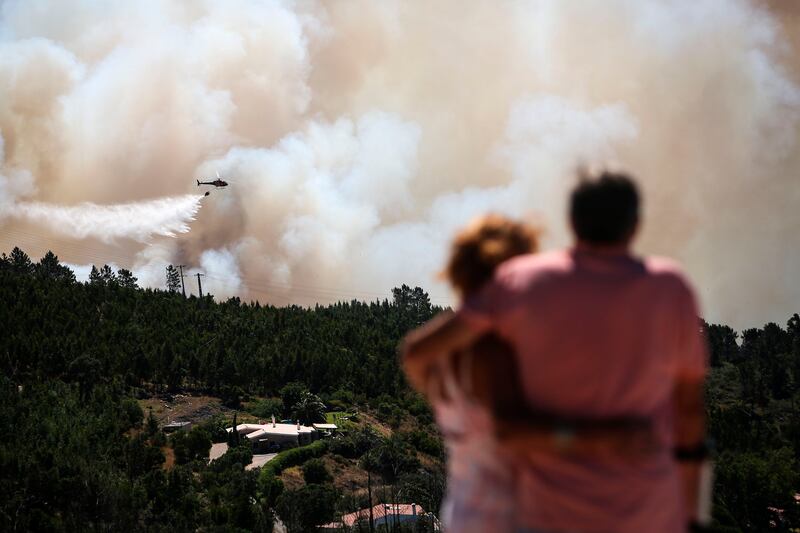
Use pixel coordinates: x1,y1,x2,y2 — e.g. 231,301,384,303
131,243,176,290
197,247,243,300
0,0,798,329
63,262,94,283
0,131,35,217
63,261,121,283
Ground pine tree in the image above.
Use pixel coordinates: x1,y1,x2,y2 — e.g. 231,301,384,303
117,268,138,289
9,247,34,275
89,265,102,284
37,251,76,282
99,265,117,285
165,265,181,293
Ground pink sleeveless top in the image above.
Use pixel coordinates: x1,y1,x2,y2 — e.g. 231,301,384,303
429,353,515,532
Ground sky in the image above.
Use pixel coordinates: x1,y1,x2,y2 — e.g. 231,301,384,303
0,0,798,330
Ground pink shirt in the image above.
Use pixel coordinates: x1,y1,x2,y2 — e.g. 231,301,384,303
458,248,708,533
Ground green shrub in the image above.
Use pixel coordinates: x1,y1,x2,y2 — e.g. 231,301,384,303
371,393,394,408
199,413,231,443
247,397,284,420
210,441,252,473
275,484,338,532
328,426,379,459
260,440,327,478
328,437,357,458
279,382,309,418
171,426,212,465
404,429,444,458
406,395,433,424
260,474,284,507
329,388,355,406
301,458,331,484
326,398,348,412
388,406,405,429
361,435,420,482
258,440,328,506
219,385,248,409
121,397,144,428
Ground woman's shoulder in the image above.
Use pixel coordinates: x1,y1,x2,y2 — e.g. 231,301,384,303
642,256,693,286
641,256,699,306
501,249,570,271
495,250,573,286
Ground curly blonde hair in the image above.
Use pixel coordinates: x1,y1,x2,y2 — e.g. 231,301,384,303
444,214,538,297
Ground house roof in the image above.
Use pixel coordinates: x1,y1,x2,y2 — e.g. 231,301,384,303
313,423,338,430
321,503,424,529
226,423,263,435
244,428,267,440
226,422,317,437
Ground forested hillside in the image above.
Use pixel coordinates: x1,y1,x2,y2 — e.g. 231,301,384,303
1,247,798,532
1,247,437,402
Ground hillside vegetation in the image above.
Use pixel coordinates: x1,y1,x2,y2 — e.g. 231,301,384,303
1,247,798,532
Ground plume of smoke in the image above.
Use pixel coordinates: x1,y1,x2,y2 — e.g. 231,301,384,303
9,195,204,243
197,248,243,300
0,134,35,216
0,0,798,329
64,261,120,283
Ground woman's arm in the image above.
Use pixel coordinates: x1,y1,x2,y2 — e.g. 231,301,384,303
495,414,657,458
462,335,658,458
400,311,484,392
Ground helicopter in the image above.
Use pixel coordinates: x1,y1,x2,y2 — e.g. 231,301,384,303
197,171,229,188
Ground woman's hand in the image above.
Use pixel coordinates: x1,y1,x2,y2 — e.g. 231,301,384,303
400,311,481,392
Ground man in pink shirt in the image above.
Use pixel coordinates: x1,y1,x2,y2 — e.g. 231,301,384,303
403,172,708,532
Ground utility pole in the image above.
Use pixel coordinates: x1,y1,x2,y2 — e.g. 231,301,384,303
177,264,187,298
196,272,205,299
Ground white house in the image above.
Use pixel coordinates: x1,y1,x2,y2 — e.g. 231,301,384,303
226,418,320,451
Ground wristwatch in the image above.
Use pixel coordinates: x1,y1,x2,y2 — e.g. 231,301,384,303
554,423,575,451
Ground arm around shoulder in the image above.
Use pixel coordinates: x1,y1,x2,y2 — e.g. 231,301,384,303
400,310,484,392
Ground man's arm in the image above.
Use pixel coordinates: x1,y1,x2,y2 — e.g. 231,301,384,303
493,381,657,459
400,311,484,392
495,416,657,458
673,378,707,523
669,277,709,524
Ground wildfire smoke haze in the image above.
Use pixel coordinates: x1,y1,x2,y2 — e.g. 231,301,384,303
0,0,798,328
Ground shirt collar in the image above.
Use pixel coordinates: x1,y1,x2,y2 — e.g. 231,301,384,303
573,241,632,258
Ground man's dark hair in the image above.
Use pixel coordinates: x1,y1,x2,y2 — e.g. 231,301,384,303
569,171,640,244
